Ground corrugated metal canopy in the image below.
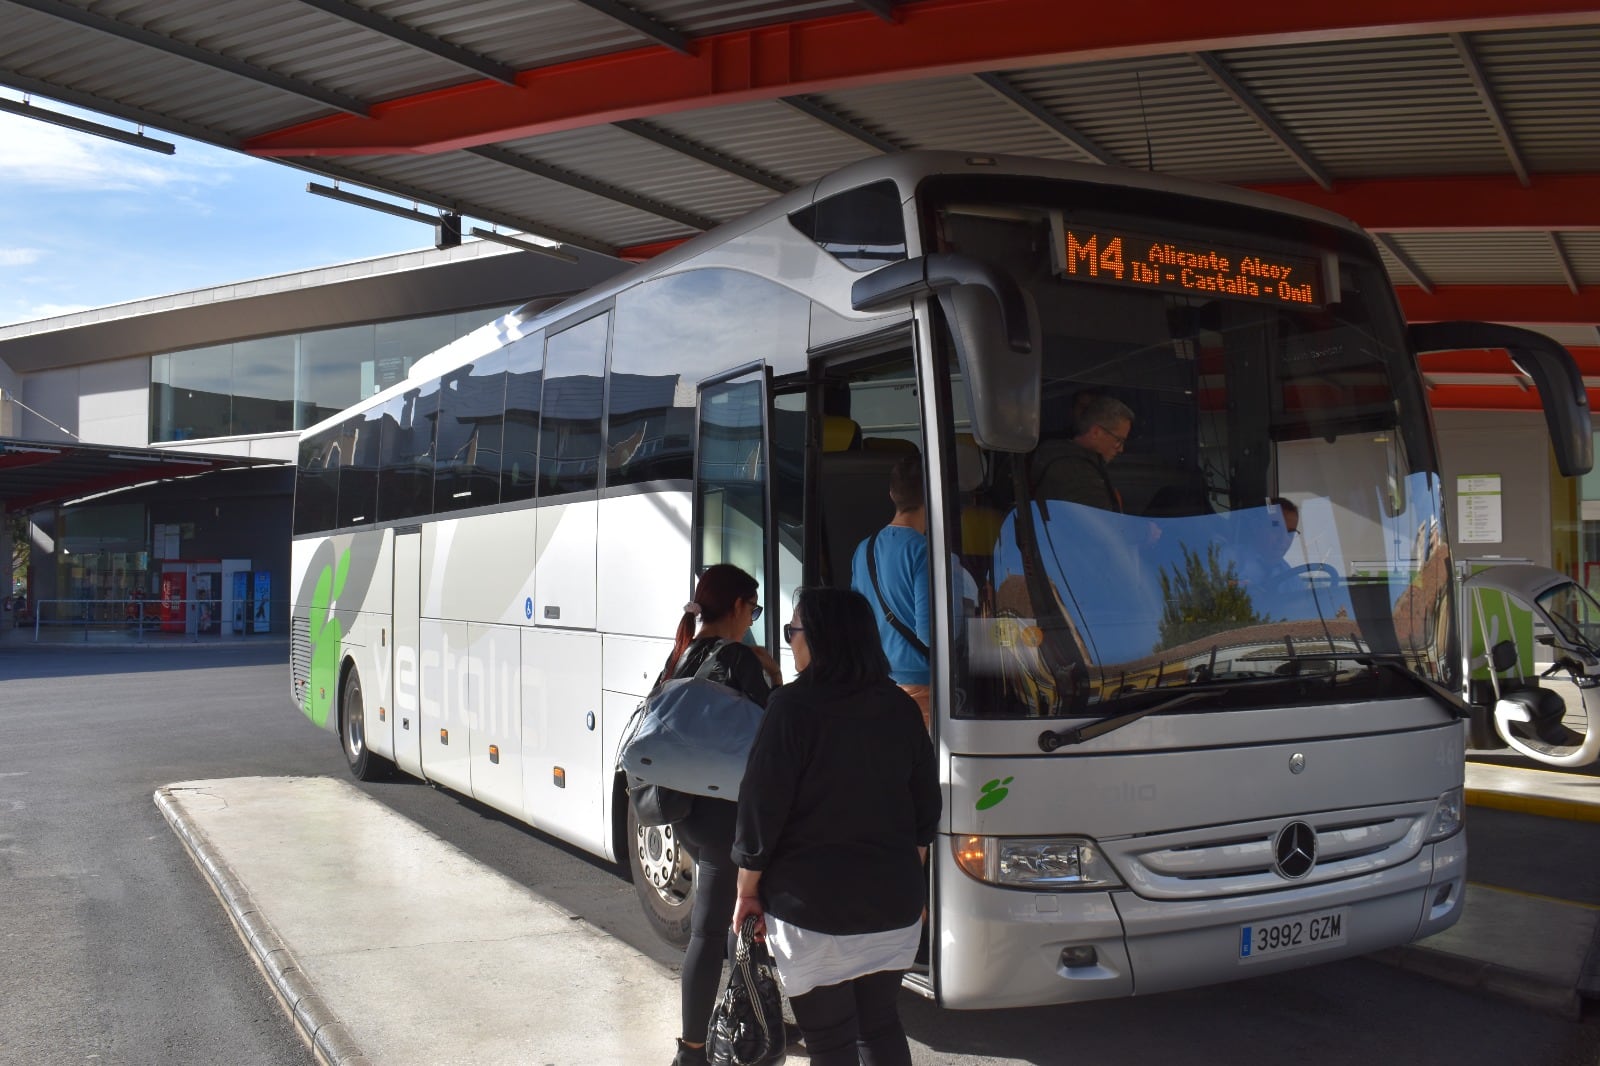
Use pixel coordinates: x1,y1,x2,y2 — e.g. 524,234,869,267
2,0,1599,347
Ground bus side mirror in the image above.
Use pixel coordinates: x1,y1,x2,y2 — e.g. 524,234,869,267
852,254,1041,453
1410,321,1593,477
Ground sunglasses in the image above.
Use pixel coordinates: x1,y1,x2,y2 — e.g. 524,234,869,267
783,623,804,644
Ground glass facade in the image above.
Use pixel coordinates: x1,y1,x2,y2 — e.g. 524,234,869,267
150,306,512,443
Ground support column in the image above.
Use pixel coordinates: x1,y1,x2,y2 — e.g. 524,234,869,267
1,500,12,601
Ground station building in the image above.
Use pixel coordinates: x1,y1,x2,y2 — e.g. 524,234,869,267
0,241,623,634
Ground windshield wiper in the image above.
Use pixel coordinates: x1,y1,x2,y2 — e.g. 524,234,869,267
1038,692,1212,752
1239,650,1470,715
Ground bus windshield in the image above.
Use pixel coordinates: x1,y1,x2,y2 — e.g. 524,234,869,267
924,177,1455,719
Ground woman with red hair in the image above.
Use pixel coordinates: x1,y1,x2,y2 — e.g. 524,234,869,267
665,563,782,1066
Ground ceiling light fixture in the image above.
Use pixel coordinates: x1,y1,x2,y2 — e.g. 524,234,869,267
0,96,175,155
306,183,462,249
469,227,578,264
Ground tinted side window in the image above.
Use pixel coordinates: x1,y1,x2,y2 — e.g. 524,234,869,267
500,332,544,505
788,180,907,271
540,313,608,497
378,381,439,522
293,428,341,535
608,270,809,487
434,349,507,513
337,409,381,527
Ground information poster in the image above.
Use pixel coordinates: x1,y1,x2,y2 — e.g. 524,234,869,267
195,573,219,634
233,571,249,634
253,571,271,633
1457,474,1503,544
152,523,181,560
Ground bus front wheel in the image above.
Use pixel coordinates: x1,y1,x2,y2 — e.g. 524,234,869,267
626,802,694,948
340,667,392,782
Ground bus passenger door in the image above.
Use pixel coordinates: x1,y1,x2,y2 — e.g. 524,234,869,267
811,344,923,595
392,529,422,777
695,366,777,653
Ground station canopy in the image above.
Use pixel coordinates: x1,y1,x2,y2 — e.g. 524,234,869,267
0,438,283,512
4,0,1600,409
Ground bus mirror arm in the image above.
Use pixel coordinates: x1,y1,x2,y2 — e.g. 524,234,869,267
853,254,1042,453
851,254,1032,353
1409,321,1594,477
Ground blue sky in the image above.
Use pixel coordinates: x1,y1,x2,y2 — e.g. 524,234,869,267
0,99,435,327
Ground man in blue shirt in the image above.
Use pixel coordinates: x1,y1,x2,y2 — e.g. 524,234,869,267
852,452,932,727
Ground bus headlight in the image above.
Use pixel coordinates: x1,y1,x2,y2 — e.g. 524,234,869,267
953,835,1124,890
1424,787,1464,842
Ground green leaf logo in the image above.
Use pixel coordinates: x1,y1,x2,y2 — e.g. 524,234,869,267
304,548,350,728
976,776,1014,811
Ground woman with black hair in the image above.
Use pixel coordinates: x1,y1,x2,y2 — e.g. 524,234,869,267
664,563,783,1066
732,587,941,1066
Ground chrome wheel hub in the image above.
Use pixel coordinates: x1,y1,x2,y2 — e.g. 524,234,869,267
635,824,692,906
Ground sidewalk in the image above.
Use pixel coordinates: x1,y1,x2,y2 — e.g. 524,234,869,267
1372,762,1600,1021
1465,761,1600,824
156,777,678,1066
158,765,1600,1066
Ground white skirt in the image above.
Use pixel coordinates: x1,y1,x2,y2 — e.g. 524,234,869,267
764,914,922,998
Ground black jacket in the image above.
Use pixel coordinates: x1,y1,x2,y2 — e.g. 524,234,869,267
732,674,940,935
1031,438,1122,512
669,637,773,707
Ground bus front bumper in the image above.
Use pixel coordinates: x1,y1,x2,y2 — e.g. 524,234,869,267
935,830,1465,1009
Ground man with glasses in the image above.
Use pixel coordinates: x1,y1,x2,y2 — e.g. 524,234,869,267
1031,392,1135,513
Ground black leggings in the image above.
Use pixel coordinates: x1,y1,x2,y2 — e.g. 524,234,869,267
789,969,912,1066
674,796,739,1042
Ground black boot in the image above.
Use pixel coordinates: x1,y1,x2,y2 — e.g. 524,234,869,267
672,1039,709,1066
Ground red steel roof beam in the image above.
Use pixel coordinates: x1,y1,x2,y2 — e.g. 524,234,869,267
1248,174,1600,231
1423,384,1600,411
1419,347,1600,376
243,0,1600,157
615,174,1600,262
1398,286,1600,325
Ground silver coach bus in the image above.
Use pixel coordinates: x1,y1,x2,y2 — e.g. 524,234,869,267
291,151,1591,1008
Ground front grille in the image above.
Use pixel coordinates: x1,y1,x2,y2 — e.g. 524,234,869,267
1104,800,1434,900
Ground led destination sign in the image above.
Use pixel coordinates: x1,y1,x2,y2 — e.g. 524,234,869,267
1052,220,1323,309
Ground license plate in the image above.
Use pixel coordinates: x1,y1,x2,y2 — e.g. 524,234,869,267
1239,908,1347,962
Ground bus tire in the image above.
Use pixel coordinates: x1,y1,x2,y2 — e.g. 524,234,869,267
626,800,694,949
340,666,391,782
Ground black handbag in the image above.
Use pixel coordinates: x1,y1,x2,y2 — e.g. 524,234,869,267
630,782,693,827
707,915,787,1066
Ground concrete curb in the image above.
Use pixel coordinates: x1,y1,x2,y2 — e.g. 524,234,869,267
1372,944,1582,1021
154,786,370,1066
1466,787,1600,824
